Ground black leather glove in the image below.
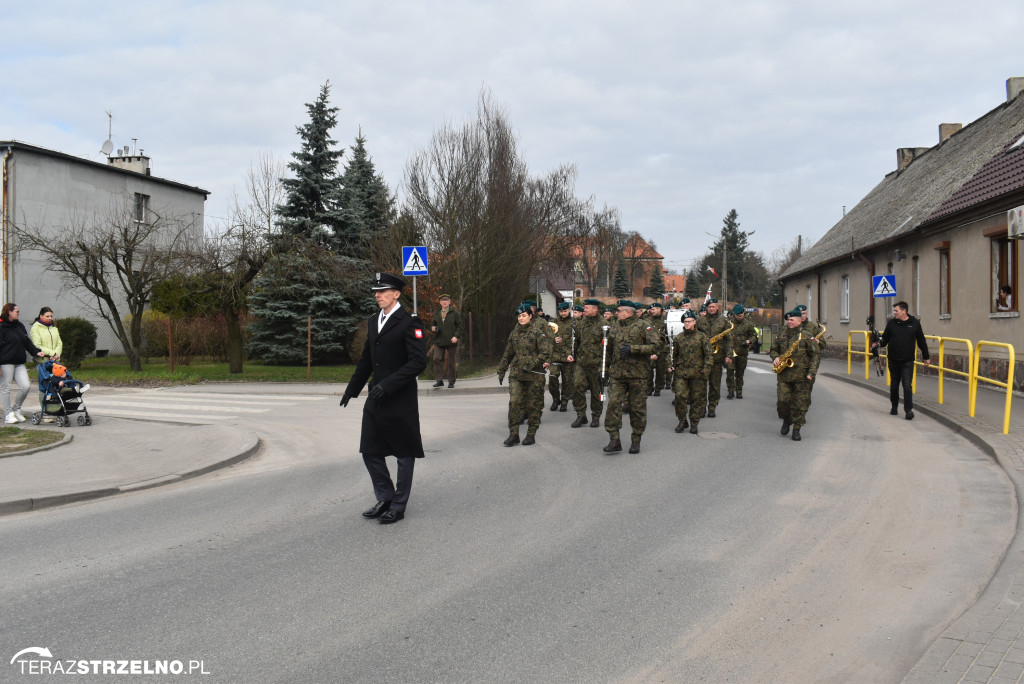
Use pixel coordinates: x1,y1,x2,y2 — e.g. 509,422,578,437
619,343,632,357
339,393,352,407
368,385,386,401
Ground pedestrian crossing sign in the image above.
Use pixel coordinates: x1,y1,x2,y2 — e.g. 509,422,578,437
402,246,429,276
872,275,896,297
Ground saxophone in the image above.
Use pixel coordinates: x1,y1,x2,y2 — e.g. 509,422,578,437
772,333,803,374
709,320,734,355
813,323,827,343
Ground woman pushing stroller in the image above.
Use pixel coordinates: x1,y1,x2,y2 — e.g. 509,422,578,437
0,303,46,423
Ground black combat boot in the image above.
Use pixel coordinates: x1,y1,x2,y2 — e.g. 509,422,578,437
736,390,743,399
433,380,444,387
628,438,641,454
571,415,588,428
503,432,520,447
522,433,536,445
590,416,601,428
653,388,661,397
727,390,734,399
781,418,792,435
707,407,716,418
791,426,801,441
550,400,559,411
603,437,622,453
689,425,699,435
559,404,568,412
675,419,688,433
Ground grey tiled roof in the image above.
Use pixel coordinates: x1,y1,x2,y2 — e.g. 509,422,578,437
781,94,1024,279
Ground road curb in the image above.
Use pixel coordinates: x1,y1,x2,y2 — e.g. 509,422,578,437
0,431,73,460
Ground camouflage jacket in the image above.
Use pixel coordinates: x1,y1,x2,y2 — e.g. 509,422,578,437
696,312,733,360
771,326,821,381
574,315,608,367
671,328,713,379
730,318,759,357
606,316,657,380
499,322,552,382
645,314,669,353
550,314,576,363
800,320,827,350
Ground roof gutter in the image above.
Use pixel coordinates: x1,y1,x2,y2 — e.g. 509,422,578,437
2,145,11,305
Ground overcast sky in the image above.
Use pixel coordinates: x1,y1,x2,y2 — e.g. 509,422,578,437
4,1,1023,273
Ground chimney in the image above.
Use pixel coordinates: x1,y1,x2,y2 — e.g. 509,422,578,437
939,123,962,143
1008,77,1024,101
107,145,152,176
896,147,930,171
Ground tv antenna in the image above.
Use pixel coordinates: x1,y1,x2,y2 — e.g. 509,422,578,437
100,111,114,156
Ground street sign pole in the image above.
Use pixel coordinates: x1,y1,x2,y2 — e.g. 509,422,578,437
413,276,418,316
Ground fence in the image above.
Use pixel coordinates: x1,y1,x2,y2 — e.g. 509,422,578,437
846,331,1015,434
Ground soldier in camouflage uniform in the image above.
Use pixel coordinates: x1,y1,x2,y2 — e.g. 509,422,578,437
497,304,552,446
522,299,553,421
796,303,827,406
645,302,669,397
569,299,607,429
603,300,658,454
547,302,576,412
669,310,712,434
695,299,733,417
771,309,821,441
725,304,758,399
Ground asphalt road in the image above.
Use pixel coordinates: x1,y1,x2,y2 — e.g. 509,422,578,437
0,369,1015,683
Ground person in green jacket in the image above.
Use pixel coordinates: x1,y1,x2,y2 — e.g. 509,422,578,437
430,295,463,388
497,304,552,446
29,307,63,419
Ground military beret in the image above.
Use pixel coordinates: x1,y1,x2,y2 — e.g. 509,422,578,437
681,297,690,303
795,304,807,311
708,298,718,303
583,298,602,307
732,304,745,315
682,311,697,320
616,299,634,309
605,305,616,312
515,304,532,316
785,309,802,319
699,305,707,312
522,299,538,307
372,272,407,291
572,304,584,312
650,301,663,309
557,302,571,310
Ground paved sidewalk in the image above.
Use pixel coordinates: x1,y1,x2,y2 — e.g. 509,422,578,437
808,356,1024,684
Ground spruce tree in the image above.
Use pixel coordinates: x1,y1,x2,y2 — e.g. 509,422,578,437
648,264,665,301
613,261,630,298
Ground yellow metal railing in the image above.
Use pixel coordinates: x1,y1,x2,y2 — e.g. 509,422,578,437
971,341,1016,435
848,331,1013,433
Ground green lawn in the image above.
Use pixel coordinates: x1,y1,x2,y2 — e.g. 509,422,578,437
0,426,64,455
74,356,500,387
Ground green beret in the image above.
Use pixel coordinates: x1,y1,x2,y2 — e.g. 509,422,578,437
605,305,616,312
700,304,707,311
795,304,807,311
557,302,571,310
681,297,690,303
523,299,538,307
515,304,532,316
583,298,602,307
682,311,697,321
785,309,801,319
616,299,633,309
650,301,663,309
708,298,718,303
732,304,744,315
572,304,584,312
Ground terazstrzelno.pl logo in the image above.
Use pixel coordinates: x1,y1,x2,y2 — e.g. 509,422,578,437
11,647,210,676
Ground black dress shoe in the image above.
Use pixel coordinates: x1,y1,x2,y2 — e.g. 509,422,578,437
781,418,792,436
689,426,698,435
707,407,716,418
362,500,392,518
379,509,404,524
628,439,640,454
522,434,536,445
559,404,568,412
791,427,802,441
906,410,914,420
433,381,444,388
590,417,601,428
603,438,622,453
503,433,520,446
571,416,587,428
890,407,899,415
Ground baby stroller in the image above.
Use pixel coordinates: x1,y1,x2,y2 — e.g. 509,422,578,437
31,361,92,427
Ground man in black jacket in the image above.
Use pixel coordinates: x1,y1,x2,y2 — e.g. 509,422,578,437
873,301,931,420
340,273,427,524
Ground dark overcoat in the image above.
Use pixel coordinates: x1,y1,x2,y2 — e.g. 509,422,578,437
347,307,427,458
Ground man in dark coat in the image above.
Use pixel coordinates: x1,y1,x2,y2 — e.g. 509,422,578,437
873,300,931,420
340,272,427,524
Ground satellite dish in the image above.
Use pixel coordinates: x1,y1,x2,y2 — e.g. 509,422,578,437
100,110,114,156
101,139,114,155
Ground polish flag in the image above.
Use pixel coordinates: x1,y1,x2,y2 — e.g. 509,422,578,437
707,266,719,277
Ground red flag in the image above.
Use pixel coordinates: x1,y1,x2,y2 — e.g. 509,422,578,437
707,266,719,278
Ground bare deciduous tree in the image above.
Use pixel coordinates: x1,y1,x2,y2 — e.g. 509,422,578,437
12,195,198,371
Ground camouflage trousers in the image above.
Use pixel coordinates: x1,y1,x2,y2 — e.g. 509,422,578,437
649,357,669,391
508,378,545,435
726,355,748,392
673,376,706,426
706,359,726,409
548,363,575,407
572,364,604,419
777,378,812,427
604,377,647,438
